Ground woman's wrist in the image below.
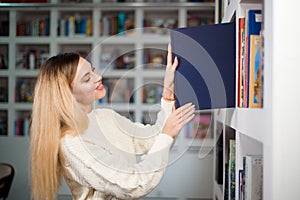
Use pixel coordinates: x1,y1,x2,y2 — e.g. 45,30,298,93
162,92,175,101
162,95,175,102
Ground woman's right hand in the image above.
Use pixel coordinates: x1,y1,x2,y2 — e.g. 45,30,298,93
162,103,195,138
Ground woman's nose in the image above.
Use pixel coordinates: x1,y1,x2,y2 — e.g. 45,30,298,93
93,72,102,82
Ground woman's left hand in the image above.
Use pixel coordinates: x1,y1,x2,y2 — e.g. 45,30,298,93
163,43,178,101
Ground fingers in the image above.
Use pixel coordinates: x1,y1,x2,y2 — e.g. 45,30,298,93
167,43,172,66
162,102,195,138
174,103,193,114
173,103,195,124
172,56,178,70
182,111,195,125
167,43,178,69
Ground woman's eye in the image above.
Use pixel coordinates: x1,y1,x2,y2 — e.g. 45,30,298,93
85,78,91,82
92,67,96,72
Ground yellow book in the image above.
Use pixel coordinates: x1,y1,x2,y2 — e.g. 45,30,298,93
249,34,262,108
86,18,92,36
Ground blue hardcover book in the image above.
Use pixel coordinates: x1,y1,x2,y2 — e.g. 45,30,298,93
80,19,87,35
248,10,262,36
170,22,236,110
118,12,125,35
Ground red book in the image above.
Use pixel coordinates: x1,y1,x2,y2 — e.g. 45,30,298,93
238,17,245,107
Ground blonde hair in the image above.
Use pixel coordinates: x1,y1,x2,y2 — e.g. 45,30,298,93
30,53,88,200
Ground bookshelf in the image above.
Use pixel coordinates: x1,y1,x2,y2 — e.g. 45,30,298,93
0,0,216,136
0,1,216,199
213,0,300,200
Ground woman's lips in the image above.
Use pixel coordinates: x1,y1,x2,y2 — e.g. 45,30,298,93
96,82,104,90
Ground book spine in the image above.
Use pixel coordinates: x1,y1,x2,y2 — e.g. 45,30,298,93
228,139,236,200
118,12,125,35
246,10,262,108
238,17,245,107
248,35,262,108
244,155,263,200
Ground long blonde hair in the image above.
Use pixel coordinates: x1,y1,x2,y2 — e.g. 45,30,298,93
30,53,88,200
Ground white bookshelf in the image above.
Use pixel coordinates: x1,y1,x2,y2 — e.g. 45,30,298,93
213,0,300,200
0,1,217,199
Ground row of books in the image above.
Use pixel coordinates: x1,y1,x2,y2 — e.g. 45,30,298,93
143,48,167,70
100,12,135,36
97,79,164,105
237,9,263,108
0,86,8,103
17,18,50,36
57,17,93,37
100,49,135,70
142,84,163,104
98,78,134,104
11,15,213,37
0,20,9,36
184,113,213,139
15,117,30,136
0,112,7,136
0,54,8,69
0,78,8,103
100,47,168,70
227,139,263,200
143,18,177,35
16,50,49,70
187,15,215,27
15,79,36,103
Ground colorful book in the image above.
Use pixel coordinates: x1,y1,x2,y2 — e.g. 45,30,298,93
249,34,262,108
228,139,236,200
245,9,262,107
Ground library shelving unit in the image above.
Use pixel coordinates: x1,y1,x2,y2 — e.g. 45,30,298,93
213,0,300,200
0,0,217,199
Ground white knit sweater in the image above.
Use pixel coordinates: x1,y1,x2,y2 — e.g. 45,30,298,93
59,98,175,200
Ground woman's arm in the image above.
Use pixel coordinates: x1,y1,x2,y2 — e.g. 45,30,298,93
109,43,181,155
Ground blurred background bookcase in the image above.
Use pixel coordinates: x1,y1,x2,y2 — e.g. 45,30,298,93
0,0,216,137
0,0,217,199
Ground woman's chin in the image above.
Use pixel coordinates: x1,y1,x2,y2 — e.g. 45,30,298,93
95,90,106,101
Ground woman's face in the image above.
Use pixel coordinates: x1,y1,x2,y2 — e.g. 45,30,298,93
72,57,106,112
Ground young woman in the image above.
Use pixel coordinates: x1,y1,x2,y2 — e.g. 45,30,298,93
30,45,195,200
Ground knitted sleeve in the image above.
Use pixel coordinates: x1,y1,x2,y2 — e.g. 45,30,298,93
107,97,175,155
60,133,173,199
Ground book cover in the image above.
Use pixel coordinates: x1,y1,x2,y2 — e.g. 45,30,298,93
170,22,236,110
244,155,263,200
249,34,262,108
228,139,236,200
247,10,262,36
239,169,245,200
245,9,262,107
